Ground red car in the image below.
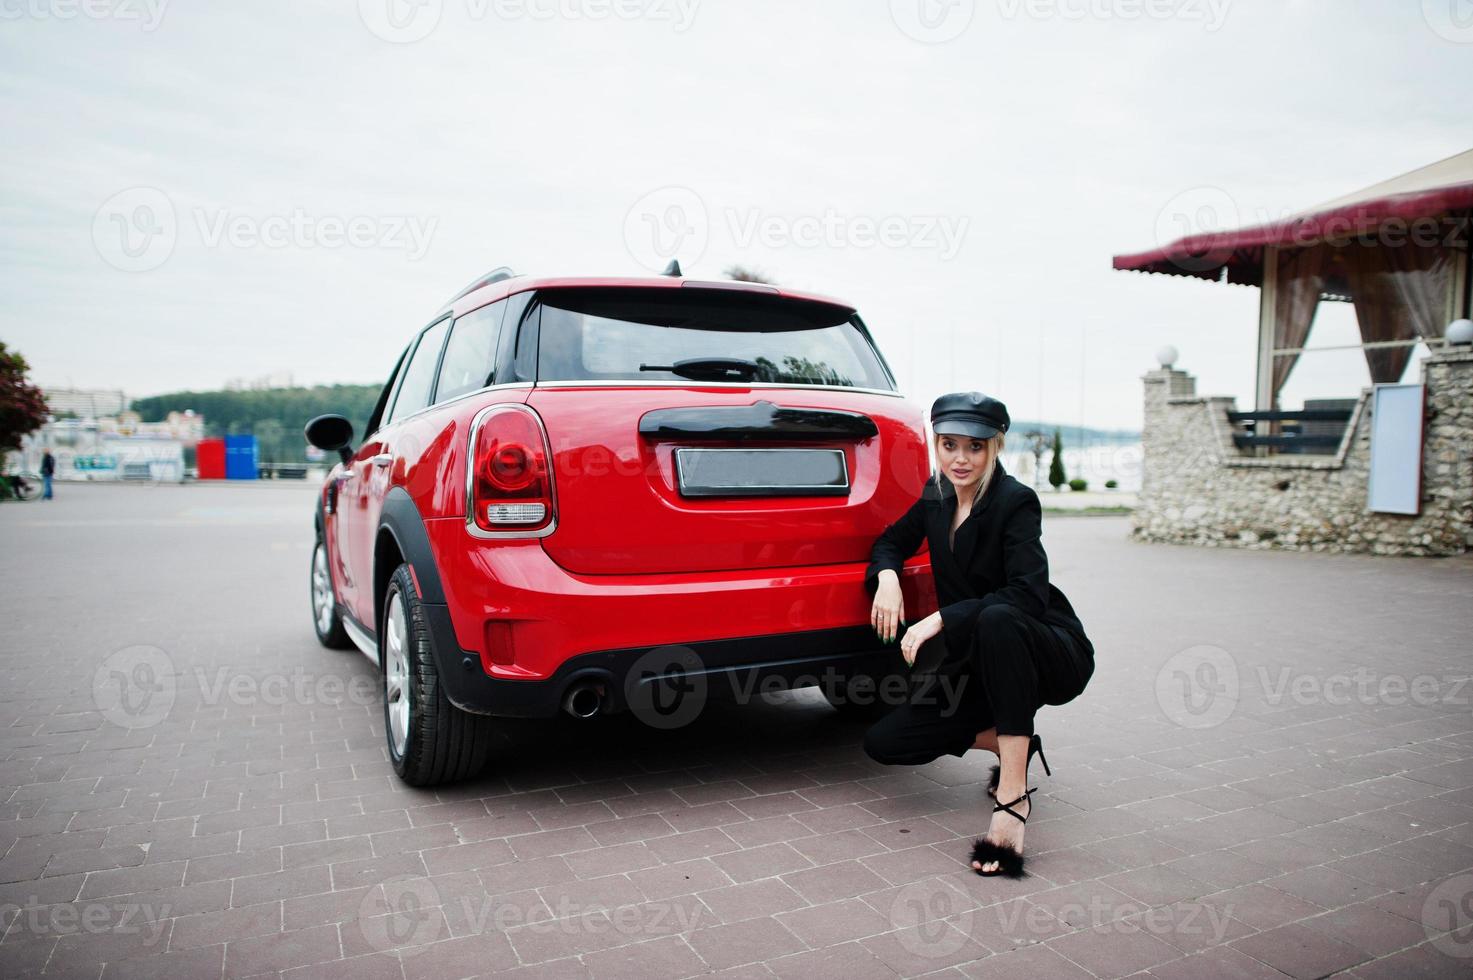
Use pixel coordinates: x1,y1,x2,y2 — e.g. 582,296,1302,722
306,269,937,786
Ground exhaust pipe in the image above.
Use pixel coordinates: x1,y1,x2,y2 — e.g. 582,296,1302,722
562,681,605,719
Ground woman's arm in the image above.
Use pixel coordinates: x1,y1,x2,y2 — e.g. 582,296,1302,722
863,495,927,597
864,495,927,643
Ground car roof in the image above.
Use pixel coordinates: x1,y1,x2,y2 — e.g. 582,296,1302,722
444,275,858,319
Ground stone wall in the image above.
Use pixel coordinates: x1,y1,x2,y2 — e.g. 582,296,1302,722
1132,348,1473,556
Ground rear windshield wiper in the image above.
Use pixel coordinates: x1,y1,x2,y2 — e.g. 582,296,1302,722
639,357,762,381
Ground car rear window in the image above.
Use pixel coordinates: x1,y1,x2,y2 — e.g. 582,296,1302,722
535,288,894,390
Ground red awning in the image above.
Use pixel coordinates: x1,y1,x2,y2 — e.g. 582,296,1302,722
1114,149,1473,287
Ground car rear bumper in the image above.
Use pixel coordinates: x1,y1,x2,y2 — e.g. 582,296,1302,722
422,517,936,718
424,610,909,718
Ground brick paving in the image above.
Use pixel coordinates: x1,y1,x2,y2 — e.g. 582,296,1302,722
2,482,1472,978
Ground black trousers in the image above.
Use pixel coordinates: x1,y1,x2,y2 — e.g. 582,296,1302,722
863,603,1094,767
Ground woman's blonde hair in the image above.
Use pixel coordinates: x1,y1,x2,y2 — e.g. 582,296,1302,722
934,431,1006,501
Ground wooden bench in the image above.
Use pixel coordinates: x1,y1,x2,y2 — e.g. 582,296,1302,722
1227,408,1353,454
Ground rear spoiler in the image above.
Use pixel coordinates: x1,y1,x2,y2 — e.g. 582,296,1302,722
638,400,879,442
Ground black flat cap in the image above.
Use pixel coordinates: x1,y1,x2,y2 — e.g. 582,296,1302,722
930,391,1010,440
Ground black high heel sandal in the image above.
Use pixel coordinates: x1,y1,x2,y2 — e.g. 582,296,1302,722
986,733,1050,797
970,788,1034,878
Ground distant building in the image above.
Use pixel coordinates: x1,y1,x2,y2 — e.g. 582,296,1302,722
225,371,295,391
42,386,127,419
16,410,201,484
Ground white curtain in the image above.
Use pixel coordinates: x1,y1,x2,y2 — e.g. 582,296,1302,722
1343,242,1455,384
1271,244,1333,405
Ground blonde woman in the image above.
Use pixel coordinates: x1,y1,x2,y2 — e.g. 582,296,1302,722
863,392,1094,877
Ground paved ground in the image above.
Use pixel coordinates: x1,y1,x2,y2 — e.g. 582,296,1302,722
1037,490,1136,511
2,481,1472,979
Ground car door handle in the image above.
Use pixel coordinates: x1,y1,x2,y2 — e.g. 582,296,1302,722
371,454,393,467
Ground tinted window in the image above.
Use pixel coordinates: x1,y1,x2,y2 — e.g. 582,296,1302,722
435,301,505,404
387,318,450,424
536,289,893,390
364,346,410,435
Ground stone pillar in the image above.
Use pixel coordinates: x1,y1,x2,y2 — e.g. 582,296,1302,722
1140,367,1195,487
1142,367,1197,406
1421,347,1473,549
1137,366,1197,534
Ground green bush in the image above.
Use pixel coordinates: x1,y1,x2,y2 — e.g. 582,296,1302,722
1105,479,1118,489
1068,478,1088,492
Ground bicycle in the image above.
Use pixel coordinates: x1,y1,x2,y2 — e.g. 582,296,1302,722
2,472,43,501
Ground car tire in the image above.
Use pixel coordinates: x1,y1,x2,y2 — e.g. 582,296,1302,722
310,537,353,650
382,563,495,786
822,664,907,721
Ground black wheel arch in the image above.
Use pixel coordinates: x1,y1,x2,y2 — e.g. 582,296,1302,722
374,487,448,638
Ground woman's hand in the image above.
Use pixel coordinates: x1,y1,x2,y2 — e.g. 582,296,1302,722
871,570,905,644
898,612,942,666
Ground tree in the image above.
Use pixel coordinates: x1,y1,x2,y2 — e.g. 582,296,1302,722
723,265,776,284
131,384,381,464
1048,428,1067,491
253,419,287,466
0,342,48,455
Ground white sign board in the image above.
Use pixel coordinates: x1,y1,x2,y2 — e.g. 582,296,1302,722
1367,384,1424,515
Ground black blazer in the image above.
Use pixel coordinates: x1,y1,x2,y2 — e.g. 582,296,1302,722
864,458,1090,676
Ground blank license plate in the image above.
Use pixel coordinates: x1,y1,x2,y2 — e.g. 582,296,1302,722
674,448,850,497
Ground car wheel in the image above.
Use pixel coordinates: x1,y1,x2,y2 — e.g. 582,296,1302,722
822,664,907,721
382,563,495,786
310,538,353,650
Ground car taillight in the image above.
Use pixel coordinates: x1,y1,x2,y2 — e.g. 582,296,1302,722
467,406,555,535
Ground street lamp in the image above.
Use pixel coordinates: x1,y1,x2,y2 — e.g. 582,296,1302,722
1023,430,1048,489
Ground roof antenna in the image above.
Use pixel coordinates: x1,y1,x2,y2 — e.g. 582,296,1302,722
661,259,682,277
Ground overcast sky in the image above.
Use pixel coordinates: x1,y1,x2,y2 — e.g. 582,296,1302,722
2,0,1468,430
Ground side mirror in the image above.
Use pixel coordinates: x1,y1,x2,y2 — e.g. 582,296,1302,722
305,414,355,466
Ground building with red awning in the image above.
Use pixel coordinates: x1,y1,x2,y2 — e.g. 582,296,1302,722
1116,149,1471,411
1112,151,1472,556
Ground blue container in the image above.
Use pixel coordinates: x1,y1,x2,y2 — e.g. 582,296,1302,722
224,434,259,480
